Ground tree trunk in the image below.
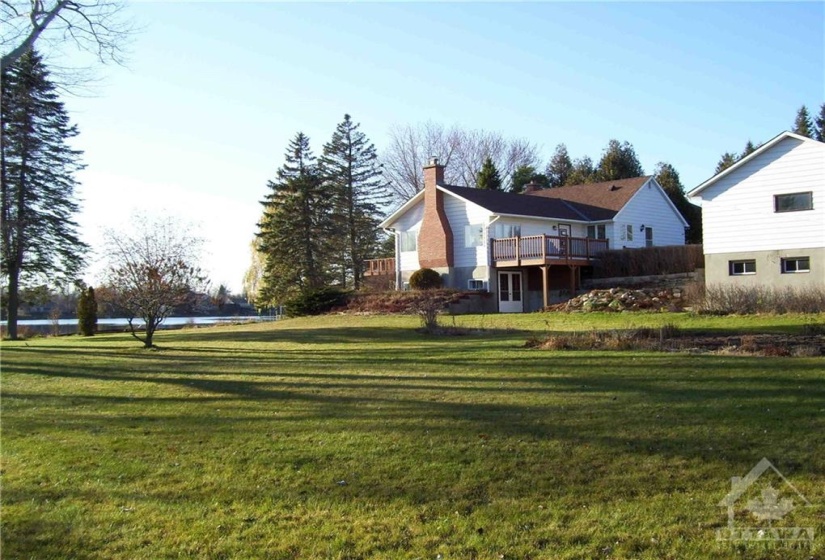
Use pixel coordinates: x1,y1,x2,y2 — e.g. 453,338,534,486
6,264,19,339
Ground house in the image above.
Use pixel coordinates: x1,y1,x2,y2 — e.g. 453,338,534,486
373,158,688,312
688,131,825,289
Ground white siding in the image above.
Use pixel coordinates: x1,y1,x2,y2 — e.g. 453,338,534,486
698,137,825,254
444,195,493,267
493,217,588,238
394,202,424,272
613,179,686,248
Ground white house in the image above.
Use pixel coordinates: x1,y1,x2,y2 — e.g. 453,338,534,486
688,131,825,289
372,159,688,312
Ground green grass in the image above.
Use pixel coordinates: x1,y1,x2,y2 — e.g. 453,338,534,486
2,312,824,559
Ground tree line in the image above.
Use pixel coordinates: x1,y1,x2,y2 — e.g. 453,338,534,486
714,103,825,173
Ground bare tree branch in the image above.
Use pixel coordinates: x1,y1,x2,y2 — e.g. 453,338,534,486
1,0,134,72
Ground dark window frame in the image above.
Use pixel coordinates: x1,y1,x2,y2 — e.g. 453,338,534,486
729,260,756,276
774,192,813,213
781,257,810,274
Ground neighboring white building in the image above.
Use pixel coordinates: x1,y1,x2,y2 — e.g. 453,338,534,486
373,159,688,312
688,131,825,289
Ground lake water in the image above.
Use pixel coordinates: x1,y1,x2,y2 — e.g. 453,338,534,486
1,315,280,336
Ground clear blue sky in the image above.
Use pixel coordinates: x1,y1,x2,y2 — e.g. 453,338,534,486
59,1,825,292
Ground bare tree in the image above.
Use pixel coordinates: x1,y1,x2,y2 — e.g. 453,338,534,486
381,122,541,203
1,0,134,72
102,215,207,348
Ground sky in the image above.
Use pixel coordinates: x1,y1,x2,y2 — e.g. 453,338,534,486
51,1,825,293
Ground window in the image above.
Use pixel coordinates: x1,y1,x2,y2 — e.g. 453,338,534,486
775,192,813,213
625,224,634,242
464,224,484,248
729,260,756,275
781,257,810,273
587,225,606,240
399,231,417,252
492,224,521,238
468,279,486,291
644,227,653,247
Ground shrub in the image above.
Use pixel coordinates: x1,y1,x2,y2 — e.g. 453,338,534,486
696,285,825,315
284,287,348,317
408,294,444,333
77,287,98,336
593,244,704,278
409,268,443,290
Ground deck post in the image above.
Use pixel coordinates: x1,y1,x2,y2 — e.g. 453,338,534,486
568,265,575,297
515,236,520,266
541,265,549,308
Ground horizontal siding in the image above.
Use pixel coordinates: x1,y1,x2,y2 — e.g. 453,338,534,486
700,137,825,254
395,201,423,272
445,194,493,268
613,180,686,248
495,217,588,238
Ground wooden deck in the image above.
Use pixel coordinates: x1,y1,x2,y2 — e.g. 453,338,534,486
363,257,395,276
491,235,608,267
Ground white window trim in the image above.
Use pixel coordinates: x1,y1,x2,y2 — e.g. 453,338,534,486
781,257,810,274
729,260,756,276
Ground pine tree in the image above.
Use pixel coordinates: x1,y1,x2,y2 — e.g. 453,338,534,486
1,50,87,340
715,152,738,174
476,156,503,190
77,286,98,336
545,144,573,188
741,140,757,158
596,139,644,181
257,133,334,305
319,114,391,289
565,156,596,186
654,162,702,244
814,103,825,142
793,105,813,138
510,165,548,193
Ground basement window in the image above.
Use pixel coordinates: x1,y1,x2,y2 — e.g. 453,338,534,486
729,260,756,275
774,192,813,213
781,257,810,273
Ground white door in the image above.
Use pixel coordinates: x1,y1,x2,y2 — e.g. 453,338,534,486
498,271,523,313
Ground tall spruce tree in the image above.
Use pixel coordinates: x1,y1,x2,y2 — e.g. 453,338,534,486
741,140,757,158
1,50,87,340
76,285,98,336
793,105,813,138
476,156,503,191
714,152,738,174
319,114,391,289
654,162,702,244
814,103,825,142
596,139,644,181
545,143,573,188
257,133,333,305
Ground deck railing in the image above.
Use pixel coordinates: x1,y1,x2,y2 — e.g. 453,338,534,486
363,257,396,276
491,235,608,264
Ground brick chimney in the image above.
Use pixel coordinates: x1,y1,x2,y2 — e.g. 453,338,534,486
418,157,454,269
523,180,542,193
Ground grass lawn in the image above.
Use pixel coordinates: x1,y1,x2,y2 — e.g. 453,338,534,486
2,312,824,559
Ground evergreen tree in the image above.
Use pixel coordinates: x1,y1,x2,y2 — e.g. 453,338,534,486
814,103,825,142
741,140,756,158
715,152,738,174
475,156,503,191
595,139,644,181
257,133,334,305
510,164,548,193
565,156,596,185
545,143,573,188
654,162,703,244
793,105,813,138
319,114,391,289
1,50,87,340
76,286,98,336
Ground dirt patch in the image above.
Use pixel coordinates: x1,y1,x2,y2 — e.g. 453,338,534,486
668,333,824,357
528,328,824,357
